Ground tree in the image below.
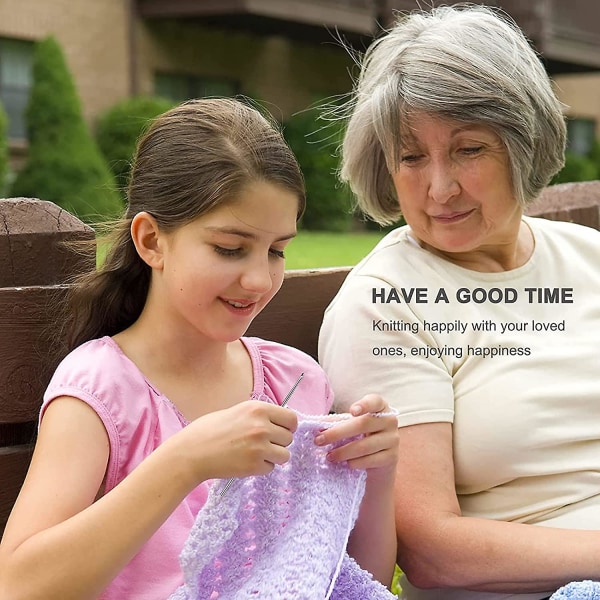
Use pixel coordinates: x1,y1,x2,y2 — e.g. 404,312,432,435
283,108,354,232
0,101,7,195
10,36,121,223
96,96,173,195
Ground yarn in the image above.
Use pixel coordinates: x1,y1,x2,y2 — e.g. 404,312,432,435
550,581,600,599
170,412,397,599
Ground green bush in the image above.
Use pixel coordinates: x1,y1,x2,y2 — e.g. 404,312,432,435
551,151,598,185
283,108,354,232
0,101,7,195
10,36,121,223
96,96,173,194
587,139,600,177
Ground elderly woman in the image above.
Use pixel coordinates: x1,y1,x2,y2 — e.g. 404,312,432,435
319,5,600,600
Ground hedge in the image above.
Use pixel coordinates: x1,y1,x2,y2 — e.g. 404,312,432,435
10,36,121,223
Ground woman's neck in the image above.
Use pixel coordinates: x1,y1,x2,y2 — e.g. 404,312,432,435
418,220,535,273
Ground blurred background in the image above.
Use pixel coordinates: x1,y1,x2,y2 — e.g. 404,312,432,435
1,0,600,265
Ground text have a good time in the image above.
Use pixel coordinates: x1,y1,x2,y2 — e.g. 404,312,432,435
371,287,574,304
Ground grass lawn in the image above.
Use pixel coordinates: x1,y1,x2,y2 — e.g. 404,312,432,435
284,230,386,270
97,230,387,269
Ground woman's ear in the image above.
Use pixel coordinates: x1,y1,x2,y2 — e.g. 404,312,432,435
130,212,164,270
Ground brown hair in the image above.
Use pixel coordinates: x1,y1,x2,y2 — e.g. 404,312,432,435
65,98,305,349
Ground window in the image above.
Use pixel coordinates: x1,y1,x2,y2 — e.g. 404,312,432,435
154,72,238,103
0,38,34,140
566,117,596,157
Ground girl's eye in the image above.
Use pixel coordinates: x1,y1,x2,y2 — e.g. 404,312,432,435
214,246,285,259
214,246,242,257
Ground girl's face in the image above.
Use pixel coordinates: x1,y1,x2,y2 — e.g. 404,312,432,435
154,180,299,344
390,112,522,260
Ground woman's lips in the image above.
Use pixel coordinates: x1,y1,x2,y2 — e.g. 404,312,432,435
431,209,475,224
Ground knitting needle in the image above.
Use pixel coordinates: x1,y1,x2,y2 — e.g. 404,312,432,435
279,372,304,408
219,372,305,498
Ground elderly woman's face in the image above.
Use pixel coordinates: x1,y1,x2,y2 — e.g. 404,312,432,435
391,113,522,256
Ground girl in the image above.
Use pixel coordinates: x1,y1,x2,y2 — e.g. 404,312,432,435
0,98,398,599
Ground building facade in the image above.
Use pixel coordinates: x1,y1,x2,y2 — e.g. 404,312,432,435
1,0,600,170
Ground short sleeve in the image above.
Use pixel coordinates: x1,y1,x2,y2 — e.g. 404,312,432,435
319,273,454,426
41,337,186,491
245,337,334,415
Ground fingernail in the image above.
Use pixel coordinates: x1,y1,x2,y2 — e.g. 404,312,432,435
315,434,325,446
351,405,362,416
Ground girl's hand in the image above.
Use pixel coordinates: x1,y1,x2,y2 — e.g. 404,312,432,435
314,393,398,479
172,400,298,485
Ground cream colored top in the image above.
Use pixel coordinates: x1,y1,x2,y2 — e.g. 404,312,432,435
319,217,600,600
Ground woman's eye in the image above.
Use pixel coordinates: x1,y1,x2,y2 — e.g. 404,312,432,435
269,248,285,259
214,246,242,257
400,154,422,163
461,146,483,155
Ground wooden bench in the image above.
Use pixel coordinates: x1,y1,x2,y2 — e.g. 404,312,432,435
1,181,599,536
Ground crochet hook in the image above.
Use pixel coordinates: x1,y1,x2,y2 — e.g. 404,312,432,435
219,371,304,498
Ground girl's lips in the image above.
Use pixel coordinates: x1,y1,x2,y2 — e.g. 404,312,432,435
431,209,475,224
220,298,257,315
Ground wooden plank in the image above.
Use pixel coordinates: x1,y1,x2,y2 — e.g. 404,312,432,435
527,180,600,230
0,445,33,537
246,267,350,359
0,285,69,425
0,198,95,287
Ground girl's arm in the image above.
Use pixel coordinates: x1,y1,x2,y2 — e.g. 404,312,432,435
0,396,297,600
315,394,399,587
395,422,600,593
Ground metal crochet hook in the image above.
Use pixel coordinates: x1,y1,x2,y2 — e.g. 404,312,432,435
219,372,305,498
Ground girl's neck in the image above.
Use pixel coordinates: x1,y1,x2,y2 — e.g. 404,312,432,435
112,320,254,421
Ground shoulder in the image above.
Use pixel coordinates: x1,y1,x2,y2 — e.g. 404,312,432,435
42,336,153,436
322,226,432,324
526,216,600,269
45,337,147,402
527,215,600,246
328,225,443,305
351,225,417,277
243,337,333,415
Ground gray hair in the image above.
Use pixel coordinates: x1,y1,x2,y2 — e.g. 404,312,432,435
340,4,566,225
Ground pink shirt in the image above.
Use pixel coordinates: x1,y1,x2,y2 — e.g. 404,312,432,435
41,336,333,600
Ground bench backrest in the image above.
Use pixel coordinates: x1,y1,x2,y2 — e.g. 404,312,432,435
1,181,599,536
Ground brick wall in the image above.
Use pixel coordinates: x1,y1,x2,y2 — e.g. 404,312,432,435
0,0,131,124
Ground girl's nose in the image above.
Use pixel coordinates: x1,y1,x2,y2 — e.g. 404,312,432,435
240,257,273,294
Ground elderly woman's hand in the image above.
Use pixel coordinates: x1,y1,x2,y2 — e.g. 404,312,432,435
314,393,398,477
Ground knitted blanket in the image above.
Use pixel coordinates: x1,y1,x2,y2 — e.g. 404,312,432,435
169,412,397,600
550,581,600,599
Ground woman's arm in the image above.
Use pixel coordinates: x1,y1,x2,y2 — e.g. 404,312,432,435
0,396,297,600
396,422,600,593
316,394,399,587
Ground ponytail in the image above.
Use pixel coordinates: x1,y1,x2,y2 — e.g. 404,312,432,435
65,220,150,350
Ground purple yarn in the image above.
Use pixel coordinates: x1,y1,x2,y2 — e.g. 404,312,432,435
170,413,397,600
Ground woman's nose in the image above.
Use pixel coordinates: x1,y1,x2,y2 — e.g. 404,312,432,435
427,161,461,204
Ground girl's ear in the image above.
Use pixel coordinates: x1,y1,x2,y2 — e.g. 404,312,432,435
131,212,164,270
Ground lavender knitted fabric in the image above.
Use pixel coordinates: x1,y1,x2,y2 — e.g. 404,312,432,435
550,581,600,599
169,412,397,600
